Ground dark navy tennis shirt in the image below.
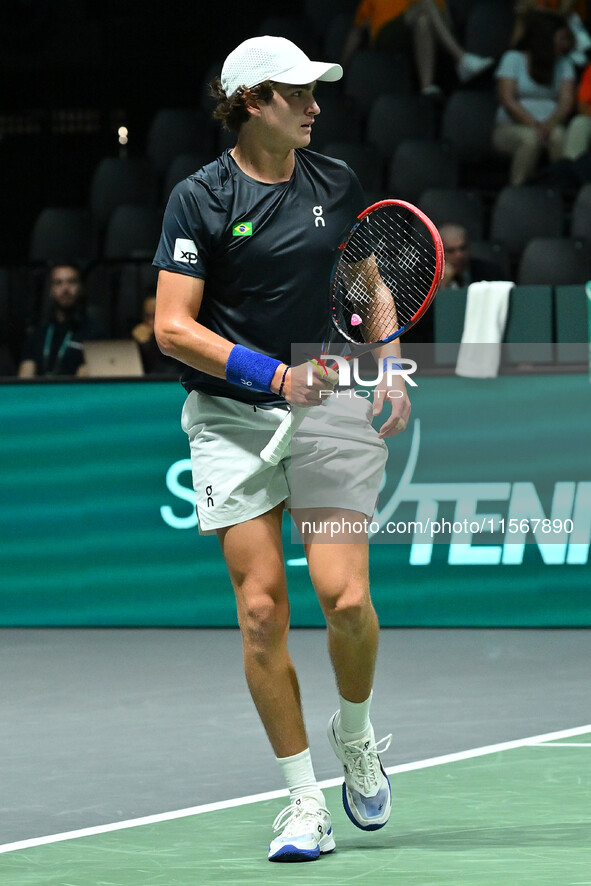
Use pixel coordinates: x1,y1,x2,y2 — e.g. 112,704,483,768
153,148,365,404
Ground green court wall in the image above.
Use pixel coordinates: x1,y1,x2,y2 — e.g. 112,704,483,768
0,375,589,626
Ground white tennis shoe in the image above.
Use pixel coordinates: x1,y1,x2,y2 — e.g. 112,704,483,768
268,796,335,862
328,711,392,831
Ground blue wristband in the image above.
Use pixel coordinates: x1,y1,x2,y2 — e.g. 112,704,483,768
225,345,281,393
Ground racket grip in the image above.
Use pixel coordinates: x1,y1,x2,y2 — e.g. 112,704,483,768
260,407,307,465
260,367,339,465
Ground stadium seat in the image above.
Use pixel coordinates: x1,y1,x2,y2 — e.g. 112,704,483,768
489,186,564,261
464,0,514,60
306,0,357,37
418,188,485,240
433,286,468,366
90,157,159,232
502,284,553,365
554,284,590,364
146,108,216,176
570,182,591,242
344,50,412,112
441,90,496,163
470,240,512,280
367,94,438,160
323,12,355,59
84,263,119,335
162,153,209,204
517,238,591,285
28,208,93,264
103,205,163,262
310,90,362,150
388,140,460,204
322,142,385,193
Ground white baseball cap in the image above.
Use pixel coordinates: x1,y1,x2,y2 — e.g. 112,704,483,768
221,35,343,98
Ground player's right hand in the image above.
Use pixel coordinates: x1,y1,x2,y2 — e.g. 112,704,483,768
282,361,338,407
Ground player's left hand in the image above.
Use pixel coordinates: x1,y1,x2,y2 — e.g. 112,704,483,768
371,377,411,438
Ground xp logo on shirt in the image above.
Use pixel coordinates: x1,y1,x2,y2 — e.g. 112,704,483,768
174,238,199,263
233,222,253,237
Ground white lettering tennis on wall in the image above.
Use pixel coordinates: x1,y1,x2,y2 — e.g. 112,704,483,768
160,425,591,566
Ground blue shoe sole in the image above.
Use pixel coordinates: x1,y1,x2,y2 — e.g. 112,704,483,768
269,844,321,862
341,770,392,832
269,843,336,862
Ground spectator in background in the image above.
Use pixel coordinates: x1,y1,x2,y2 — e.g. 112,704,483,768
492,10,576,184
131,291,183,376
440,223,507,287
342,0,494,96
564,58,591,156
512,1,591,65
18,262,106,378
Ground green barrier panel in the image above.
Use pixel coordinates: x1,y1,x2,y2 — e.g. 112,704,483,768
0,375,589,626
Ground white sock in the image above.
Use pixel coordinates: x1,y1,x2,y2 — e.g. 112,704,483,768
338,691,373,741
276,748,325,805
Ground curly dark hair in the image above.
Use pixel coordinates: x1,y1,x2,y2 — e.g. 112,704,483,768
210,77,275,132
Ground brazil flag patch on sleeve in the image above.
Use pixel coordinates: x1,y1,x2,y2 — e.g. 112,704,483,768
232,222,253,237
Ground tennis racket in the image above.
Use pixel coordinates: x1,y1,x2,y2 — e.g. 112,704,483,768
260,199,444,465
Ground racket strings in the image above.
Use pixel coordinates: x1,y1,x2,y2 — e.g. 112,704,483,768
333,205,439,344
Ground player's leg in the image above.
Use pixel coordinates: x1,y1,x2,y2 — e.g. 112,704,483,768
217,505,334,862
291,509,392,832
297,517,378,702
218,503,305,757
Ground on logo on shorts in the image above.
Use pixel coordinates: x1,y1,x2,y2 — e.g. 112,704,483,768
174,238,199,263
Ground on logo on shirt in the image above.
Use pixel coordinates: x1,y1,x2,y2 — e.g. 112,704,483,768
174,238,199,263
313,206,325,227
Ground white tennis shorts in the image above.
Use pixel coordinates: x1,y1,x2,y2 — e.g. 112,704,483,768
180,389,388,534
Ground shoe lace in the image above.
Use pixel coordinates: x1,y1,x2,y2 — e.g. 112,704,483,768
272,797,326,836
342,733,392,794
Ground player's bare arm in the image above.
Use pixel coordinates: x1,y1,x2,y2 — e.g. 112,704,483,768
346,254,411,438
155,269,330,405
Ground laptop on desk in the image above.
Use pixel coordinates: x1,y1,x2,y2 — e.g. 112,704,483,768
83,340,144,377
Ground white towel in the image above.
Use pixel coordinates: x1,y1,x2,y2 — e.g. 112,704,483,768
455,281,513,378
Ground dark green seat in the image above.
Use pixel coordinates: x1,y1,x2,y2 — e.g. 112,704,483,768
433,287,468,366
502,285,553,365
555,284,590,364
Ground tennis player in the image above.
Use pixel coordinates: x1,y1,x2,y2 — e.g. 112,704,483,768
153,35,410,862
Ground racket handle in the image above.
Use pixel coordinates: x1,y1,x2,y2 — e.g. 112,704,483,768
260,407,307,465
260,367,339,465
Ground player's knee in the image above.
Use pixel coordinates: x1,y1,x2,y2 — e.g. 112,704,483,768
237,587,289,651
322,585,371,635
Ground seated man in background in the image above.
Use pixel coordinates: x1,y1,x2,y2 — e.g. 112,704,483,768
131,292,183,376
440,224,507,287
18,262,106,378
